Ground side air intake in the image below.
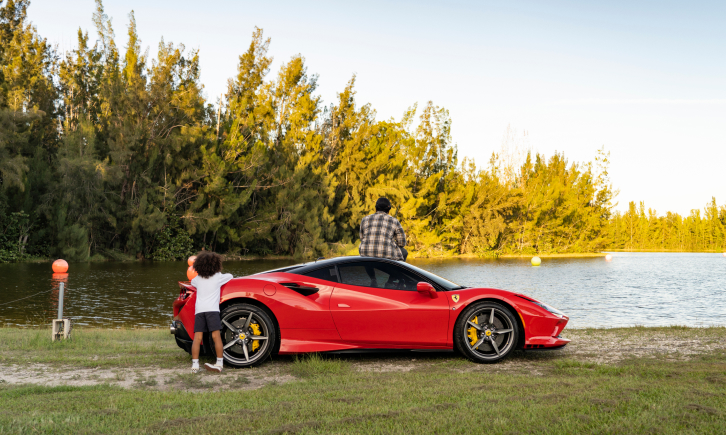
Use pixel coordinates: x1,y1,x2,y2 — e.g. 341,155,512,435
280,282,319,296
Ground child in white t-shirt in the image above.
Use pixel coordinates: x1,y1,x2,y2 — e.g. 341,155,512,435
190,251,233,373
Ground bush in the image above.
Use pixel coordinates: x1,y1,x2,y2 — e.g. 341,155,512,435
151,215,195,261
0,211,31,262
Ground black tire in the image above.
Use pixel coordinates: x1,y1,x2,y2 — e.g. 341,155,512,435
454,301,519,364
216,303,277,368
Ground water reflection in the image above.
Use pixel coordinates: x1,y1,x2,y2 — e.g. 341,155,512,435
0,253,724,328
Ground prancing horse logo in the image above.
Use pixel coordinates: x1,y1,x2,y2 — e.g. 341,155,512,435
451,294,460,303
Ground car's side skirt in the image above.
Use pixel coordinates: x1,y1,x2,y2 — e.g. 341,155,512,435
278,338,453,354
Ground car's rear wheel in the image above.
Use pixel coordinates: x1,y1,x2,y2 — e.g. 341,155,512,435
454,301,519,363
217,303,276,368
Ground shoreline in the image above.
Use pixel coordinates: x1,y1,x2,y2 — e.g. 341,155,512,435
5,250,726,265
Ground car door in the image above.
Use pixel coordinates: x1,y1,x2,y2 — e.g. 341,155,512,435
330,260,451,346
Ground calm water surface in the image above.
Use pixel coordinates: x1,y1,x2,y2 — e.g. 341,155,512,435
1,253,724,328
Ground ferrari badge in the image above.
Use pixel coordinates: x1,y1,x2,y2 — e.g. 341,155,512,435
452,294,460,303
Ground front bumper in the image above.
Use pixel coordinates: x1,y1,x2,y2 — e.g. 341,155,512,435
524,335,571,349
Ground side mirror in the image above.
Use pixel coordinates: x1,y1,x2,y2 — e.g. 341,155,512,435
417,282,437,299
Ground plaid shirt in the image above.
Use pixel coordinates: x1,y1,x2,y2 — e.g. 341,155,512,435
359,211,407,261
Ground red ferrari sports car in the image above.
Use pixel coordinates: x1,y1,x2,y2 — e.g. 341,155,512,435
171,256,570,367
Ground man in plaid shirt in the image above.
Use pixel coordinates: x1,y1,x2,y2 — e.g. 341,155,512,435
359,197,408,261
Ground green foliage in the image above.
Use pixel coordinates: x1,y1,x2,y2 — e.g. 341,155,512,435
0,209,30,261
608,197,726,252
0,0,722,263
151,215,194,261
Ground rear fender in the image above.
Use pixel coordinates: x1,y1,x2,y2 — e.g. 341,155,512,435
220,275,337,330
217,275,339,354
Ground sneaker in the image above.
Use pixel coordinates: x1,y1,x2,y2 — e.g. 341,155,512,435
191,366,199,374
204,362,223,373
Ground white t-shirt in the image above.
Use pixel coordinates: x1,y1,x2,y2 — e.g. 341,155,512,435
191,272,234,314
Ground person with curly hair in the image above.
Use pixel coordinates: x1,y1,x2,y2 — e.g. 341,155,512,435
190,251,233,373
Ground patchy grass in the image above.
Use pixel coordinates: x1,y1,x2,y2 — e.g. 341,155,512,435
1,353,725,434
0,328,193,368
1,327,725,433
166,373,217,390
290,353,350,378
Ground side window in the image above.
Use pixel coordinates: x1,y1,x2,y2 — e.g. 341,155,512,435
374,263,420,291
337,264,373,287
338,262,422,291
303,267,339,283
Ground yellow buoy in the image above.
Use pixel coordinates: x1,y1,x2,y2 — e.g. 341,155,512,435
605,254,613,261
531,256,541,266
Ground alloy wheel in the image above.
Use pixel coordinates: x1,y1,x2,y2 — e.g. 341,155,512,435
220,309,270,366
463,307,515,361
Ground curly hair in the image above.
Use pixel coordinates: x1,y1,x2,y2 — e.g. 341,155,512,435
193,251,223,278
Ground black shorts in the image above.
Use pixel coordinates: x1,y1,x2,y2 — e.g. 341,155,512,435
194,312,221,333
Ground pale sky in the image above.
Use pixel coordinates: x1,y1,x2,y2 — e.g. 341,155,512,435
27,0,726,216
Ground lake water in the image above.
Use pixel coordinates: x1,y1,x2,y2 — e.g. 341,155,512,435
1,253,724,329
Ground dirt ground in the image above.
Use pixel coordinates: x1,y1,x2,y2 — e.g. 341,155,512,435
2,328,724,391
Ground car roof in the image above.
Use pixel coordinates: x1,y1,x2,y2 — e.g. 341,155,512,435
255,256,465,292
297,256,406,272
257,256,405,275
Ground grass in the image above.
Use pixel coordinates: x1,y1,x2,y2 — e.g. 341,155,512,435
290,353,350,378
1,354,725,434
0,328,190,368
1,327,725,434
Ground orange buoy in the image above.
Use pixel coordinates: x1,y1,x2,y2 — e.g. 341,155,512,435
187,266,198,280
52,259,69,273
187,255,197,267
605,254,613,261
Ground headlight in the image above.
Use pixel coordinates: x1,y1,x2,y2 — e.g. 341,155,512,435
531,301,565,318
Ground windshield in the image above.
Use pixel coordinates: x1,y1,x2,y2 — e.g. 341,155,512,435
402,263,464,291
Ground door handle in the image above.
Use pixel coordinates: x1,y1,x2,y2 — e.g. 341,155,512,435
337,303,350,308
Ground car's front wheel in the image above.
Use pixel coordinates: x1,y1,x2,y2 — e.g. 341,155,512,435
217,303,276,368
454,301,519,363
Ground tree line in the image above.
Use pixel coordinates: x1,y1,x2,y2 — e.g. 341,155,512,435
608,199,726,252
1,0,724,262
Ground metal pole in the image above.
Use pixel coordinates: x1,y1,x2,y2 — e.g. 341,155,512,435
57,282,64,320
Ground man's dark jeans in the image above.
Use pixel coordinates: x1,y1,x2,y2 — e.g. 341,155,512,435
400,247,408,262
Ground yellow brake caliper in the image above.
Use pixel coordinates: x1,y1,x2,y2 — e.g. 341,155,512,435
467,317,478,345
250,323,261,352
